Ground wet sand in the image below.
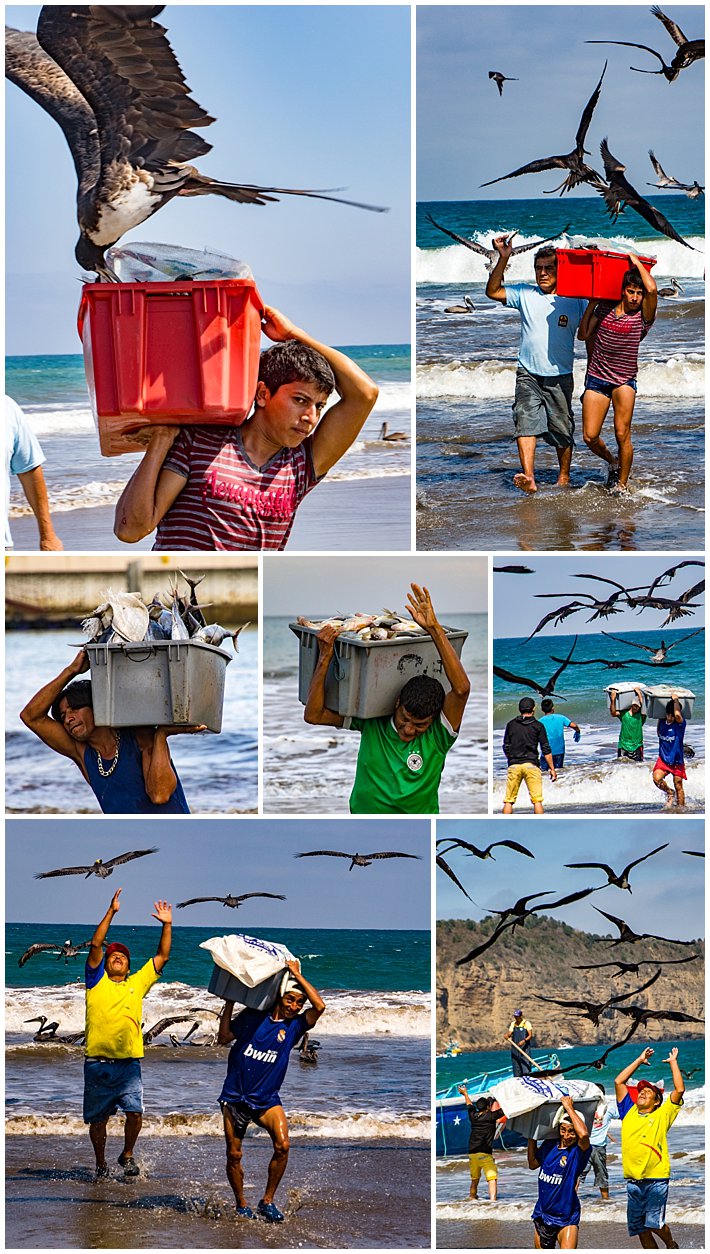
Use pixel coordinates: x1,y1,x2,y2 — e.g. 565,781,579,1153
9,476,411,554
437,1218,704,1249
7,1135,430,1249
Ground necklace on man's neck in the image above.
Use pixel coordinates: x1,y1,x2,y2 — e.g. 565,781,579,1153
96,731,121,777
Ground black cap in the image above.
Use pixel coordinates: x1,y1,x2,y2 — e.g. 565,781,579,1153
519,697,535,713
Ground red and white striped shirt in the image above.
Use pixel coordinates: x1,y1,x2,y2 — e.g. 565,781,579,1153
153,426,320,551
588,303,653,387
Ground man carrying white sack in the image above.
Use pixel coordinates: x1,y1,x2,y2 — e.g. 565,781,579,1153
217,959,325,1223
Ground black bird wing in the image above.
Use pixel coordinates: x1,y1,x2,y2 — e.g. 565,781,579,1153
296,851,352,858
682,850,704,858
493,566,535,574
491,891,554,916
481,154,571,189
587,39,669,73
648,150,671,182
103,847,159,870
601,630,655,653
176,897,224,908
34,864,92,879
575,62,606,152
19,943,60,967
435,837,485,858
426,214,492,257
592,905,626,934
545,635,578,691
621,843,669,879
493,664,543,696
651,6,689,48
641,931,697,948
143,1015,195,1042
522,602,587,643
600,140,694,248
538,885,598,911
511,226,572,256
533,992,598,1011
436,854,472,902
608,967,663,1006
366,852,421,860
236,892,287,902
679,578,705,604
455,918,516,965
488,840,535,859
647,561,704,595
564,860,615,877
5,26,100,190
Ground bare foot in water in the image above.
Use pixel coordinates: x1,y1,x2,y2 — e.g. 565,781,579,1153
513,473,537,494
556,474,570,487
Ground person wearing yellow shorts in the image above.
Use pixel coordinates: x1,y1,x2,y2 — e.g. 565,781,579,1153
502,697,556,814
459,1086,505,1200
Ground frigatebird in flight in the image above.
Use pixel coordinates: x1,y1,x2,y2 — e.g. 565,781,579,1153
593,905,700,948
489,70,518,96
481,65,608,195
35,848,158,880
550,654,682,671
5,8,385,281
598,138,695,248
436,837,534,861
533,968,662,1028
587,6,704,83
493,635,578,699
572,954,701,977
436,854,472,902
456,885,598,965
564,842,668,891
493,566,535,575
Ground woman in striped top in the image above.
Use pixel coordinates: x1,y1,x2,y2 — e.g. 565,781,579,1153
578,255,657,492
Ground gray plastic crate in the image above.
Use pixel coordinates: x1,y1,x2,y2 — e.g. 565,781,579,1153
605,683,648,713
643,686,695,721
290,622,468,719
85,639,231,733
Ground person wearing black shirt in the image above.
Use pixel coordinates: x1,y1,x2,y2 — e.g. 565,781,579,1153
502,696,556,814
459,1087,505,1200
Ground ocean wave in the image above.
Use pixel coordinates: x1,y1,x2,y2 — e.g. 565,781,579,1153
436,1199,704,1224
6,1110,430,1140
5,984,431,1038
417,354,704,400
417,232,706,284
492,758,705,809
327,466,409,483
10,479,128,517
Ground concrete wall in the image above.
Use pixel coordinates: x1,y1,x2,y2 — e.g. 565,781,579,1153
5,555,258,624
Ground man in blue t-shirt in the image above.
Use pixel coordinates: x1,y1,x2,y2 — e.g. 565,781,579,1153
653,695,687,809
527,1095,591,1249
539,698,581,770
486,239,586,494
217,960,325,1223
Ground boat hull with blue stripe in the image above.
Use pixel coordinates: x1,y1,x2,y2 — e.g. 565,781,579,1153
436,1055,560,1156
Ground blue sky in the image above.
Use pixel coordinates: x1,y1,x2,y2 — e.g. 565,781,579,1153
263,554,487,616
417,5,705,200
494,555,705,639
6,6,410,354
436,817,704,940
7,818,431,929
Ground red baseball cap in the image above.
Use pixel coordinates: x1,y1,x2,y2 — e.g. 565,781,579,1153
637,1079,664,1100
105,942,131,962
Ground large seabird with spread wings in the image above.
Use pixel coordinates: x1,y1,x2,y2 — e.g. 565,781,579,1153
6,6,384,281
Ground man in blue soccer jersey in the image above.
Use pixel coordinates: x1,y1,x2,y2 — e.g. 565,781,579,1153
527,1094,591,1249
217,959,325,1222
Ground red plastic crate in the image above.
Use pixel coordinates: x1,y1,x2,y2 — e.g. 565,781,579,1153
78,279,264,456
555,248,656,300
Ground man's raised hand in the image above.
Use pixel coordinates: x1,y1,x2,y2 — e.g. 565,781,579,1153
152,900,172,925
110,888,122,914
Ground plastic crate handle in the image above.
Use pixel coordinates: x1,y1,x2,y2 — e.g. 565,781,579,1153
121,645,157,662
333,645,348,682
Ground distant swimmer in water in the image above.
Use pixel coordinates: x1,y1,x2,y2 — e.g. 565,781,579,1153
486,238,586,494
578,254,657,492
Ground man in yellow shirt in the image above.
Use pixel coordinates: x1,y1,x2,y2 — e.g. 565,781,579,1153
84,888,172,1179
615,1045,685,1249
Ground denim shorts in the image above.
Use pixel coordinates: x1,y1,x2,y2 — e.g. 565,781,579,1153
626,1177,669,1237
585,373,637,398
83,1057,143,1124
540,752,565,771
512,367,575,447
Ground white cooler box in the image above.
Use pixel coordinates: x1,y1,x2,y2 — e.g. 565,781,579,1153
643,685,695,721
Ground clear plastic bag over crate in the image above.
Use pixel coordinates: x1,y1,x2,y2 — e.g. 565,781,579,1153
105,241,254,283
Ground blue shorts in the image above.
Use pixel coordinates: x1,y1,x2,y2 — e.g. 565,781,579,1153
626,1178,669,1237
585,373,637,398
83,1057,144,1124
540,753,565,771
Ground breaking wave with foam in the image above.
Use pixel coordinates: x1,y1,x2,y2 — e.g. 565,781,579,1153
436,1198,704,1224
417,354,704,400
7,1109,430,1139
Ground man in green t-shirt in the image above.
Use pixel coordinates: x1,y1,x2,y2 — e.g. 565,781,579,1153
304,584,470,814
610,687,646,762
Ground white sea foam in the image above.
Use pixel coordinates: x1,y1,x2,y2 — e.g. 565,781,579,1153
492,757,705,810
436,1198,704,1224
5,983,431,1038
23,406,95,437
6,1109,430,1139
417,233,706,284
417,354,704,400
10,480,129,518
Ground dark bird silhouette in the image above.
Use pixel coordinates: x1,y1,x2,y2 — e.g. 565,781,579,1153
35,848,158,880
456,886,599,966
657,279,684,298
587,6,704,83
143,1015,197,1045
444,296,475,315
296,850,421,870
631,583,704,626
680,1066,703,1080
436,837,534,861
564,843,669,891
487,891,556,923
598,138,695,249
682,850,704,858
426,214,570,270
489,70,518,95
646,560,704,596
593,905,699,948
534,1024,645,1077
481,65,607,195
493,635,578,699
600,627,703,664
493,566,535,574
176,892,286,909
524,591,625,642
5,9,385,280
436,854,472,901
24,1015,85,1045
572,954,702,978
614,1005,705,1033
533,968,663,1027
647,151,703,198
550,654,681,671
18,938,91,967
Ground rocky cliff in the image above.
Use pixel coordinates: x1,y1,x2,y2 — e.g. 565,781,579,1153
437,915,704,1051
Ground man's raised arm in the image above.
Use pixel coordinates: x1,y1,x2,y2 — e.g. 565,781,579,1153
151,900,172,973
615,1046,654,1104
406,583,470,731
113,426,187,543
664,1046,685,1105
260,308,379,477
285,959,326,1027
303,625,346,727
20,651,89,767
485,236,514,303
89,889,121,968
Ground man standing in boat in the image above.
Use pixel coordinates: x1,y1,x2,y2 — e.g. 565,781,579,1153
504,1009,534,1076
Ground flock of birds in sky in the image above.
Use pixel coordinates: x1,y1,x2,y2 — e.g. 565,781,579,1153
492,559,704,699
438,834,704,1076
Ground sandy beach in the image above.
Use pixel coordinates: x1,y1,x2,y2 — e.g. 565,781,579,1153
6,1135,430,1249
9,475,411,553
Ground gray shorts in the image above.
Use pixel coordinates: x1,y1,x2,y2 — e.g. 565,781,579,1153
512,367,575,448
